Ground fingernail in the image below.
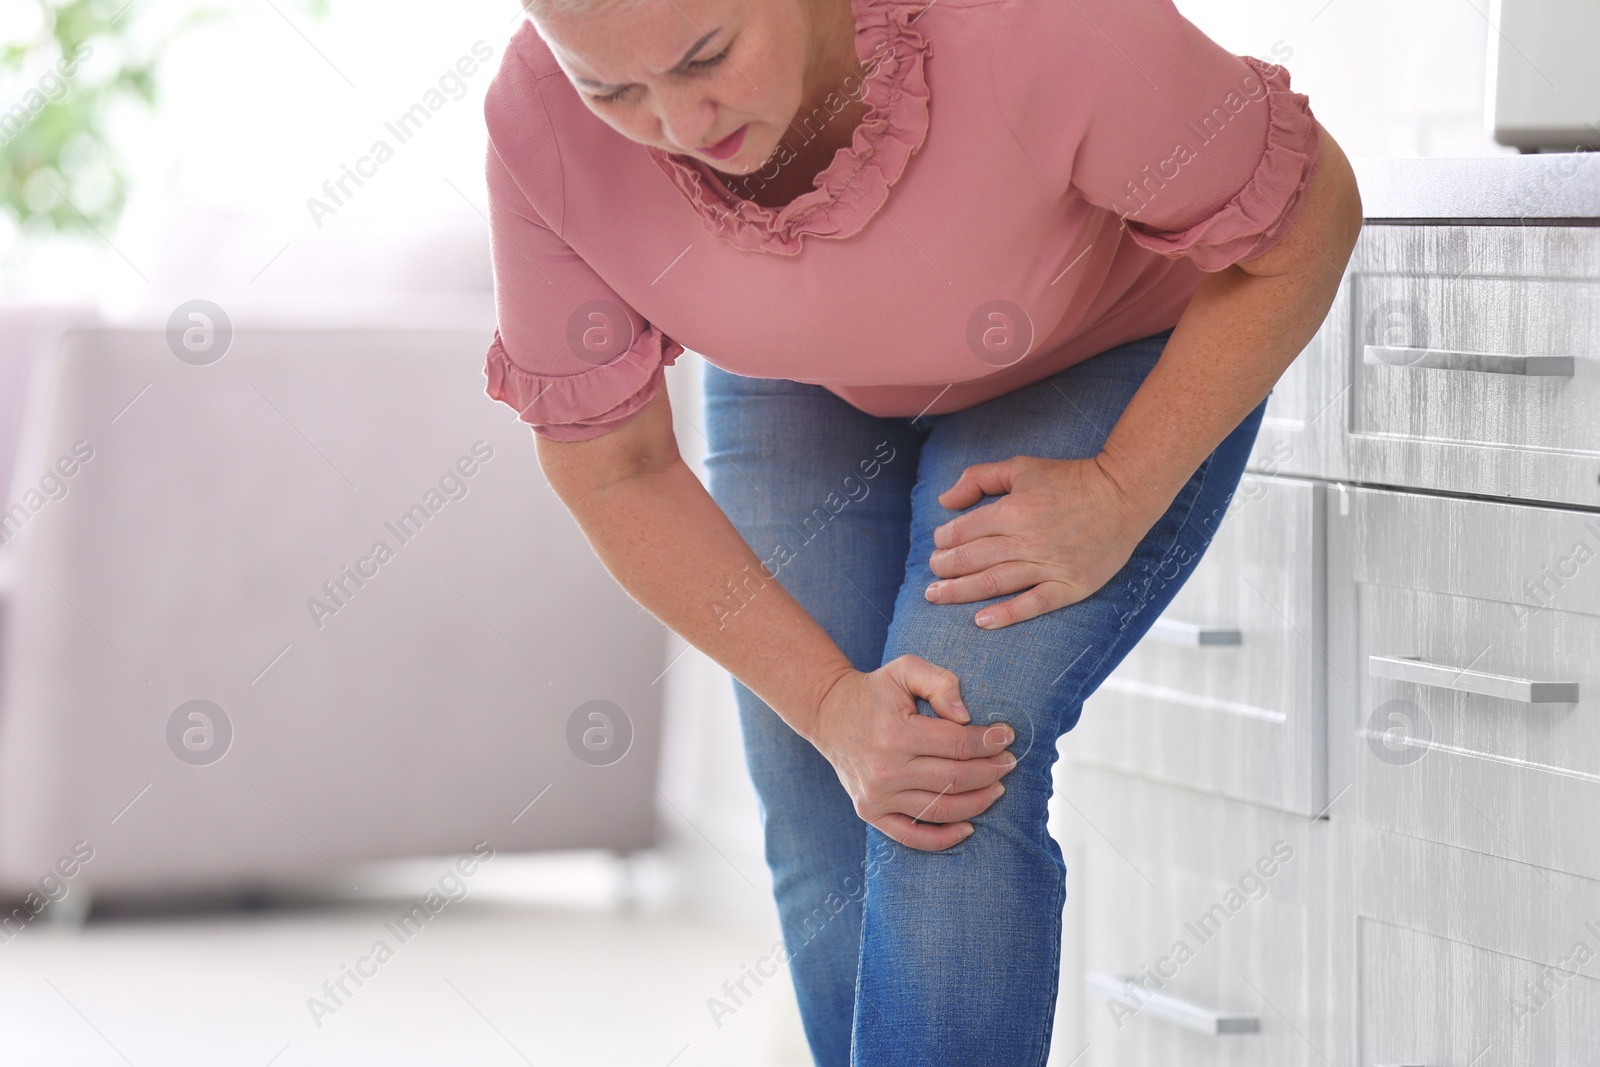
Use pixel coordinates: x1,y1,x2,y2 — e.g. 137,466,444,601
960,824,975,841
925,582,940,601
993,783,1006,798
952,699,970,722
975,612,994,628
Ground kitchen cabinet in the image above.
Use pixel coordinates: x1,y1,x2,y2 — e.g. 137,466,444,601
1347,825,1600,1067
1327,485,1600,882
1344,225,1600,507
1067,476,1328,816
1056,157,1600,1066
1056,765,1340,1067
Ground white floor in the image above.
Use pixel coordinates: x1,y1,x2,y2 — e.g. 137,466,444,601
0,852,813,1066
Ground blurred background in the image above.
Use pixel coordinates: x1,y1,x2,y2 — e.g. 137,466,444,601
0,0,1573,1063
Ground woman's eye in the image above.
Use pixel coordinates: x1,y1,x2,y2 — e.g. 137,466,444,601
687,48,730,72
590,46,730,105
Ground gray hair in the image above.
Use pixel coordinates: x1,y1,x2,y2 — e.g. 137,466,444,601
522,0,652,21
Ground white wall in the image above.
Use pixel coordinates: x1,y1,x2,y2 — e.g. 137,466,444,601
1175,0,1511,158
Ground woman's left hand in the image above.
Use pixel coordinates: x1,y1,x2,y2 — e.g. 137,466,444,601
924,455,1160,629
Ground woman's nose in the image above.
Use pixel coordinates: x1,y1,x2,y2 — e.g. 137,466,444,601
654,85,717,152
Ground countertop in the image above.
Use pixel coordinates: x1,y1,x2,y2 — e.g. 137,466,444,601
1349,152,1600,222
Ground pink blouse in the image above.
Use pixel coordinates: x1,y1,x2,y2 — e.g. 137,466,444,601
481,0,1324,441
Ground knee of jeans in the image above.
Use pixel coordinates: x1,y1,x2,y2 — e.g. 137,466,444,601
889,611,1091,750
864,772,1063,889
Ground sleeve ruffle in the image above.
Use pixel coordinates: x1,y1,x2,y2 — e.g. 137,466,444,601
1124,55,1324,272
484,322,684,442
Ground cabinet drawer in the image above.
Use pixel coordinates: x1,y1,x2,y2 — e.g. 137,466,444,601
1328,486,1600,879
1072,477,1327,816
1361,920,1600,1067
1343,224,1600,508
1346,826,1600,1067
1057,768,1337,1067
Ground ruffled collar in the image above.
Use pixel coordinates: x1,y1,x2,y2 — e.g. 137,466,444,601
646,0,934,255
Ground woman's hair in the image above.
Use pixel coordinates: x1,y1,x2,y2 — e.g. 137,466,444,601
523,0,652,21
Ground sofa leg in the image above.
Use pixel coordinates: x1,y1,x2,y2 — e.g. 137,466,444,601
47,887,93,930
614,850,641,915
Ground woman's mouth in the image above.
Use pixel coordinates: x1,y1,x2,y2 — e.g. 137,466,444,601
700,124,748,161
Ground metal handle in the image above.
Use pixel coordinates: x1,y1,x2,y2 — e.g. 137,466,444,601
1363,344,1574,377
1368,654,1579,704
1085,972,1259,1035
1148,617,1242,647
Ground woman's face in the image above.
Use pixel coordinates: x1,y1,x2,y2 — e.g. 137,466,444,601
534,0,817,174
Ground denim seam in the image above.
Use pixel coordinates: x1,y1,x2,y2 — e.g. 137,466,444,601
1030,861,1068,1067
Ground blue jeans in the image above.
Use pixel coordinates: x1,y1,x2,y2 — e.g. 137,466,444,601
702,327,1268,1067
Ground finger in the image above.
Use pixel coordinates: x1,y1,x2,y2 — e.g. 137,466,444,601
932,496,1018,551
892,781,1006,824
874,812,975,852
927,561,1042,605
929,535,1024,582
885,654,969,723
903,749,1019,794
905,716,1018,763
974,582,1076,629
936,459,1024,512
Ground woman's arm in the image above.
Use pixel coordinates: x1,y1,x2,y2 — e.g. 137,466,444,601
535,387,1018,850
925,125,1363,627
1093,123,1363,525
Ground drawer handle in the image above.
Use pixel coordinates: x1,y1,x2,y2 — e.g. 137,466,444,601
1363,344,1574,377
1148,618,1242,647
1368,654,1579,704
1084,972,1260,1035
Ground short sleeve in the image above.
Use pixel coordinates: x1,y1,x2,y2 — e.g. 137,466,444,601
480,71,682,442
989,0,1323,273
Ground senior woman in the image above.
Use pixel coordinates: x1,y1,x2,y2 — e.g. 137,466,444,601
481,0,1361,1059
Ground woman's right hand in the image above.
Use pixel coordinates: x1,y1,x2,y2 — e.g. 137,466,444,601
806,656,1018,852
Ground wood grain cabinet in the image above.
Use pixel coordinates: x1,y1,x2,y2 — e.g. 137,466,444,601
1071,476,1328,817
1058,216,1600,1066
1056,766,1341,1067
1327,485,1600,881
1341,824,1600,1067
1343,226,1600,508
